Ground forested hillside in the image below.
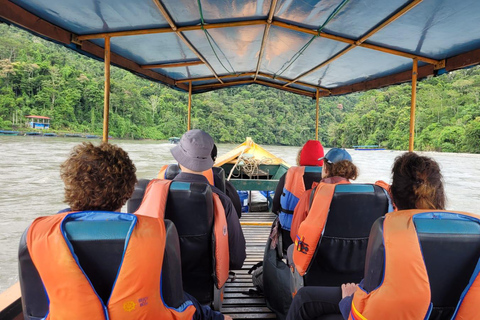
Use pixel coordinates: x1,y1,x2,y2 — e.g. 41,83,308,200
1,24,479,152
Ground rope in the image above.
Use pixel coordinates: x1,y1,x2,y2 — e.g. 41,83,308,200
197,0,237,74
274,0,350,78
237,155,273,178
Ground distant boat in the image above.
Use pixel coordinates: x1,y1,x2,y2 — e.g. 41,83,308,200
64,133,82,138
25,132,41,136
168,137,180,144
0,130,19,135
353,145,386,151
86,135,99,139
43,133,57,137
215,137,289,192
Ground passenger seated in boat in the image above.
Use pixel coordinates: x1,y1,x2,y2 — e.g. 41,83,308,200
289,147,357,240
158,143,243,219
286,152,445,320
20,142,231,320
169,129,246,270
212,144,243,219
271,140,324,251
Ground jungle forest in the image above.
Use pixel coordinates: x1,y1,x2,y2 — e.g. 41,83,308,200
1,24,479,153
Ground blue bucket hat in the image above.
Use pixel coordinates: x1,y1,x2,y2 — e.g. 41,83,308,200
319,148,352,164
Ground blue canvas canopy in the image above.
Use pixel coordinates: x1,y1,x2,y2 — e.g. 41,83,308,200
1,0,480,98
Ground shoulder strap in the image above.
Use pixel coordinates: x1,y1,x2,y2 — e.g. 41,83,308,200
292,180,349,276
284,166,307,199
212,193,230,288
27,213,106,319
351,210,431,319
203,168,215,185
157,164,169,179
135,179,172,218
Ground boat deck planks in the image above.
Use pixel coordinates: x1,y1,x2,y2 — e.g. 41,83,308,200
221,211,276,319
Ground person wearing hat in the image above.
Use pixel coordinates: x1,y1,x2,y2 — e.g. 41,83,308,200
289,148,358,241
171,129,246,270
271,140,325,252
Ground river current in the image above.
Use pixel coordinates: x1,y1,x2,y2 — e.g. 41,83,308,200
1,135,479,292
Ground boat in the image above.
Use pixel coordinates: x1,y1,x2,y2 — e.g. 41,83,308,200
168,137,180,144
2,0,480,319
64,133,82,138
24,132,41,136
353,145,386,151
216,137,289,192
85,134,99,139
0,130,19,135
43,132,57,137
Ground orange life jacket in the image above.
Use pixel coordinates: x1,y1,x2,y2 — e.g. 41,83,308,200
350,209,480,320
27,211,196,320
136,179,230,288
158,164,215,185
293,180,350,276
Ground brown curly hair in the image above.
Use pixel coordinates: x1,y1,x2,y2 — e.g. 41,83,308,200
60,142,137,211
391,152,445,210
324,160,358,180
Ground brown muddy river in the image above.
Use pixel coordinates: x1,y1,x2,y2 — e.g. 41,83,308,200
1,135,479,292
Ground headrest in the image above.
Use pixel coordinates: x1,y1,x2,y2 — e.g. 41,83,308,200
165,164,181,180
65,220,131,240
64,211,134,241
304,166,322,173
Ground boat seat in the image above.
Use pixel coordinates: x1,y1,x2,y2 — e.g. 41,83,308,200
18,212,186,320
163,163,227,193
294,184,391,288
365,212,480,319
263,166,323,319
126,178,151,213
165,181,218,306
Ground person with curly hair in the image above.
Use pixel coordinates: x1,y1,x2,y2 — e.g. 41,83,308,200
32,142,231,320
286,152,445,320
60,142,137,211
289,148,358,239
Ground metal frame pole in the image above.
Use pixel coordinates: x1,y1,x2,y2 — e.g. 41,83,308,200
102,36,111,143
315,88,320,141
187,81,192,131
409,58,418,151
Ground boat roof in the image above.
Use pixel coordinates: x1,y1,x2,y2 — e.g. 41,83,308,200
2,0,480,98
215,137,289,167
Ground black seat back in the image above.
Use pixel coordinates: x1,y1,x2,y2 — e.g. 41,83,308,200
165,181,215,304
126,178,151,213
164,163,226,193
302,166,323,190
304,184,390,286
212,166,226,193
366,212,480,320
19,213,185,320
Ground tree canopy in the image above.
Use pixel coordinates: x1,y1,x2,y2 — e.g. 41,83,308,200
1,24,479,153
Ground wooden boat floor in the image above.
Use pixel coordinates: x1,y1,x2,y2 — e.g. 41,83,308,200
221,211,276,319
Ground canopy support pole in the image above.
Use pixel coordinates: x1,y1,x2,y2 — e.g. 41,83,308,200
315,89,320,141
409,58,418,152
187,81,192,131
103,36,111,143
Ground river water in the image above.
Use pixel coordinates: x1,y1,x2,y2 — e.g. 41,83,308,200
1,135,479,292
